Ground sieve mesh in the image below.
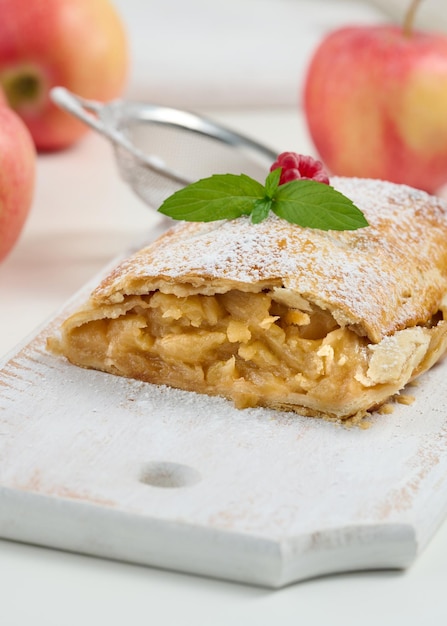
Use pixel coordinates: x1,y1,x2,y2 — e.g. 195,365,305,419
114,121,275,208
51,87,278,211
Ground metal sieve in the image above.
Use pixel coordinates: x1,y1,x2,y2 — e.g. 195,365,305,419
51,87,278,211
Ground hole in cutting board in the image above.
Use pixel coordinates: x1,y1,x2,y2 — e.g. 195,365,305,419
139,461,202,489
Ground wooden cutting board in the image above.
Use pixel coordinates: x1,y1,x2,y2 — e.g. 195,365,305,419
1,261,447,588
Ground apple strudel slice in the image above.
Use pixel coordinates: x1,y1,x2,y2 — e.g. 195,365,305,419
49,177,447,422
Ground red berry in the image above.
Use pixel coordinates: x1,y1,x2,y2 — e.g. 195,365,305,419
270,152,330,185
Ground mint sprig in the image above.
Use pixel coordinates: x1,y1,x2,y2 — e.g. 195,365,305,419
158,169,368,231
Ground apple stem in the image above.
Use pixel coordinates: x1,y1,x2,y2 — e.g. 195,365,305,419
403,0,423,37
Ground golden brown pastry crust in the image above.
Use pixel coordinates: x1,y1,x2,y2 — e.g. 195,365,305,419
49,177,447,421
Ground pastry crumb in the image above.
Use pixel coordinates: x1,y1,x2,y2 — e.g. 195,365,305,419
378,403,395,414
395,394,416,405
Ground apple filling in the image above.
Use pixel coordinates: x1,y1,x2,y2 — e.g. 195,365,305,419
59,287,447,420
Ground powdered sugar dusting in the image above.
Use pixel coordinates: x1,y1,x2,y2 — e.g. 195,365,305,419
94,177,447,342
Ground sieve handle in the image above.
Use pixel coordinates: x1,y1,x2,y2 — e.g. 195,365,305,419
50,87,191,186
50,86,132,147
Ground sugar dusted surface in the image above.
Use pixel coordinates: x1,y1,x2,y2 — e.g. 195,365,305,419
94,177,447,342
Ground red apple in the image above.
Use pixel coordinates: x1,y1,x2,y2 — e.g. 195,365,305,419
0,105,36,262
0,0,128,151
303,0,447,194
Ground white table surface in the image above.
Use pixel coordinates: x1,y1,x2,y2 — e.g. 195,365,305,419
1,104,447,624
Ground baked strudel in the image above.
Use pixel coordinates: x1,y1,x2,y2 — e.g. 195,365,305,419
49,177,447,421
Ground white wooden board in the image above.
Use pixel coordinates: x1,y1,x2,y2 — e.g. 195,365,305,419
2,269,447,588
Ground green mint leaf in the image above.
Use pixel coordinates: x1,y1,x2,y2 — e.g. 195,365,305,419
264,167,281,198
272,179,369,231
251,198,272,224
157,168,369,232
158,173,265,222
